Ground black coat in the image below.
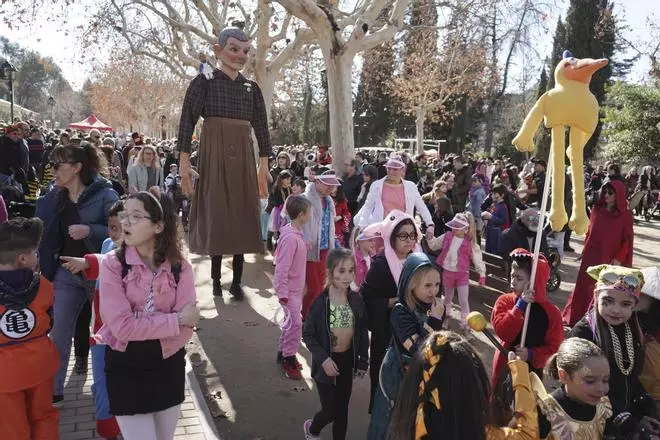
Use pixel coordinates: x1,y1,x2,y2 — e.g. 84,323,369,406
498,219,549,261
302,289,369,384
341,172,364,215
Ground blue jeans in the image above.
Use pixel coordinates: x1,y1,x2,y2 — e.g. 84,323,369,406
367,347,408,440
261,208,270,241
91,344,112,420
51,267,94,396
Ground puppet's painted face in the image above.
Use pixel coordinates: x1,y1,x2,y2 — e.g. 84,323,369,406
216,37,250,72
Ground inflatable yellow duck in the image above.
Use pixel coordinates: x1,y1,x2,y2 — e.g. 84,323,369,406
512,50,608,235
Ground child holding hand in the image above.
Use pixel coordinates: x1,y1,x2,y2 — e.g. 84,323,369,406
427,212,486,328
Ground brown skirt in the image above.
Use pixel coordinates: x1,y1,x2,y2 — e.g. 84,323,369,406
188,117,263,255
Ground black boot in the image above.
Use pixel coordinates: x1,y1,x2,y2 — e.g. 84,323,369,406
229,282,244,301
266,232,274,252
213,279,222,297
74,356,88,375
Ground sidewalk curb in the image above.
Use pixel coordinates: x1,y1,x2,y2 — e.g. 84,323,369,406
185,357,222,440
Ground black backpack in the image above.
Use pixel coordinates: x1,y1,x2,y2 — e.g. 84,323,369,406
118,252,182,286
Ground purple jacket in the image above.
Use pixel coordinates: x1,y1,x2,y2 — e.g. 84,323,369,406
274,224,307,300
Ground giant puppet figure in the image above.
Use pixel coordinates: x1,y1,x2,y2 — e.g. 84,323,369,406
512,50,608,235
177,27,270,300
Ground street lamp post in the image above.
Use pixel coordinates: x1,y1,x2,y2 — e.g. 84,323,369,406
47,96,56,129
1,58,18,122
160,115,166,140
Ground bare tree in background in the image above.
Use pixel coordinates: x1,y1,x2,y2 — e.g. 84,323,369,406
480,0,552,155
388,2,491,154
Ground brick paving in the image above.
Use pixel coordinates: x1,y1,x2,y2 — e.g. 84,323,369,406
59,350,220,440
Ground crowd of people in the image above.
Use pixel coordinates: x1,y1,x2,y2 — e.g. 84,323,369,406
0,119,659,439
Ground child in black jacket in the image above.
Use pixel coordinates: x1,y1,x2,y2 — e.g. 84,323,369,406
303,248,369,440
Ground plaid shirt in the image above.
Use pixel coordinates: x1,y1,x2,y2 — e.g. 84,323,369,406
176,70,272,156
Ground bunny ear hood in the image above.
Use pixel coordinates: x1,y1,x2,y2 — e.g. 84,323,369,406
379,209,421,285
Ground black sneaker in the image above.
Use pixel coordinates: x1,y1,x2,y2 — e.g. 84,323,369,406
212,279,222,297
563,245,575,253
229,283,244,301
74,356,88,375
52,395,64,408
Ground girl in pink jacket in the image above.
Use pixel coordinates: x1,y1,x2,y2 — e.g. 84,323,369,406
96,191,199,439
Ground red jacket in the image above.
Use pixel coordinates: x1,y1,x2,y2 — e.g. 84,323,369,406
334,199,351,236
490,253,563,385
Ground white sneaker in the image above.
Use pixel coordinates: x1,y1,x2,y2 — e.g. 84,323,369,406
303,419,320,440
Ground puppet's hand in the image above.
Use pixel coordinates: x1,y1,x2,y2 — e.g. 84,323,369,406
179,153,195,198
512,133,535,153
258,157,268,198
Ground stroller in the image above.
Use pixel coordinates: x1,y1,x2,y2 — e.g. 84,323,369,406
545,231,563,293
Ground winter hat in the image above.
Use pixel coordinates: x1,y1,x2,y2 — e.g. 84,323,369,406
445,213,470,230
640,267,660,301
385,155,406,169
587,264,644,299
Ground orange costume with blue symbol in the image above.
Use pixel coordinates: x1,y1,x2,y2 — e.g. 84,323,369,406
0,272,59,440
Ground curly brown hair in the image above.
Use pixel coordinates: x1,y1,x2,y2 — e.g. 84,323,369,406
117,191,183,268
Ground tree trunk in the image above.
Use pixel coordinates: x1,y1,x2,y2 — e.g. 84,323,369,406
254,67,276,122
322,49,354,172
415,108,426,155
485,99,497,155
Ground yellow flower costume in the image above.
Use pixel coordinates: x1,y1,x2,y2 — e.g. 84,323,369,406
512,50,608,235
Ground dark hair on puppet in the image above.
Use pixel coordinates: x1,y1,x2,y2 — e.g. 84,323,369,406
388,331,493,440
116,190,183,270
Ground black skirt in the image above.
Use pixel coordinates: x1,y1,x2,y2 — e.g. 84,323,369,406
105,340,185,416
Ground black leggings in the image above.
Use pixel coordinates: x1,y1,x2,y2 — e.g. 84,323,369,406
211,254,244,284
74,299,92,358
310,349,354,440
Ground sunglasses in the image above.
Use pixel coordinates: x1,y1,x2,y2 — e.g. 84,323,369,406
395,232,418,242
599,271,641,290
51,161,78,171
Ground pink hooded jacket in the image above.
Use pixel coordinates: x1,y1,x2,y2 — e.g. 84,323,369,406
374,209,421,284
274,223,307,300
95,246,195,359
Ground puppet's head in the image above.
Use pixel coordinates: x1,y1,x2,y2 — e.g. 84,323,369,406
554,50,608,87
214,27,250,73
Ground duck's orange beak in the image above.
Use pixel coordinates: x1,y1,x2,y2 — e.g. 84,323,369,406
564,58,609,83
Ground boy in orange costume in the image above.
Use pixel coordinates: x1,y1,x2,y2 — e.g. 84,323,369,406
0,217,59,439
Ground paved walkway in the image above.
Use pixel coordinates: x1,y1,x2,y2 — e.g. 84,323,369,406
59,349,220,440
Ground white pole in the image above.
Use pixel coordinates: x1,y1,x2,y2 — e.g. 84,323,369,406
519,147,554,348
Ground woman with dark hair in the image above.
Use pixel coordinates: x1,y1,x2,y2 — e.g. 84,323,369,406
361,210,421,413
35,141,119,405
562,180,634,326
388,331,537,440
